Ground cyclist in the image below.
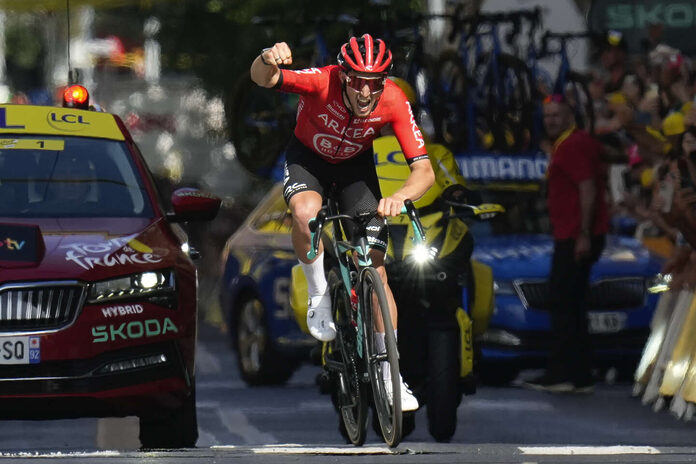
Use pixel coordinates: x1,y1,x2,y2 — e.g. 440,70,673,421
250,34,435,411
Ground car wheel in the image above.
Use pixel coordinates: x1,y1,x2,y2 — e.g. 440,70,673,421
426,328,461,442
139,386,198,449
235,295,296,385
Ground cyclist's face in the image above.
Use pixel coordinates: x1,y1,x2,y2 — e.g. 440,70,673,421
542,102,573,140
342,72,385,117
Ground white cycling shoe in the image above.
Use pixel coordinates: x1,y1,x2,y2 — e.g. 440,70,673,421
306,293,336,341
385,374,419,412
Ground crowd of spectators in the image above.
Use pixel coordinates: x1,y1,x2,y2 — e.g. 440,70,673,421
585,31,696,290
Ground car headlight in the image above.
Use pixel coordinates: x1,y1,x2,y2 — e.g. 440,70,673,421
88,270,176,307
647,273,672,294
493,280,516,295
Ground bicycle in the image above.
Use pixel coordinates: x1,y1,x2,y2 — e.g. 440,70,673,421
307,191,427,447
538,30,595,133
435,8,537,152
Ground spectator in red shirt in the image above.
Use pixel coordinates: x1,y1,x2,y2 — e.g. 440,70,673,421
523,94,609,394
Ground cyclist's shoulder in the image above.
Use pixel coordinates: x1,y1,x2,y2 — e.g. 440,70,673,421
378,82,412,118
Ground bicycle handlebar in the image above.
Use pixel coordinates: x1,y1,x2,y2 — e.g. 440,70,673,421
443,201,506,221
538,30,594,58
306,199,426,261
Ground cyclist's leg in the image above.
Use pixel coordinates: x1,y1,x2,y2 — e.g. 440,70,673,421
283,136,335,341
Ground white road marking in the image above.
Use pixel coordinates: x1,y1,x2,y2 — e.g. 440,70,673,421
196,428,220,447
197,380,248,390
195,343,222,374
518,446,661,455
468,399,554,412
198,399,333,414
212,444,397,455
0,451,121,458
217,407,277,444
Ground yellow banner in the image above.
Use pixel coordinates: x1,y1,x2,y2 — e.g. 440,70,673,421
0,105,124,141
0,138,65,151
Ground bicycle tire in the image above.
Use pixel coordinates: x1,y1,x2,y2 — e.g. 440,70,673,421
360,266,402,447
327,270,369,446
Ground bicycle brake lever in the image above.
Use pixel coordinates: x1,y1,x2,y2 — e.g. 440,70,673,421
402,199,426,243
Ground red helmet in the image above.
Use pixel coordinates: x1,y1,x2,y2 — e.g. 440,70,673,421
337,34,392,74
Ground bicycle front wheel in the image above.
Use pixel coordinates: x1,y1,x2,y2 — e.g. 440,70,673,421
360,267,402,447
328,270,368,446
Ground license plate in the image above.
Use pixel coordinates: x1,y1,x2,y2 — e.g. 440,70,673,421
588,312,627,334
0,336,40,364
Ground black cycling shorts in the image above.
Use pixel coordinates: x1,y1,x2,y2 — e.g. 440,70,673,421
282,135,388,253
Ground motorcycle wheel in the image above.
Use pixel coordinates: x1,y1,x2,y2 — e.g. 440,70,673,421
426,328,461,442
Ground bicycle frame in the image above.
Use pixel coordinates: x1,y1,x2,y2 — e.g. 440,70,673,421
307,197,425,357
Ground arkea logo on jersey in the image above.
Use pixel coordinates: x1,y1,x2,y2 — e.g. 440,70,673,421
317,114,377,139
406,102,425,149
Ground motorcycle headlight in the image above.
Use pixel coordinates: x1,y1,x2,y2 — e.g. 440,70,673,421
493,280,516,295
410,243,438,265
88,270,176,306
647,273,671,294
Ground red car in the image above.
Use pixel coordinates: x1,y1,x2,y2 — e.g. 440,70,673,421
0,88,220,448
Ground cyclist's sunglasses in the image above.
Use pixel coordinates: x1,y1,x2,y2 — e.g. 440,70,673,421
345,75,387,94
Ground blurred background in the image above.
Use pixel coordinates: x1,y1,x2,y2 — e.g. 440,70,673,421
0,0,690,331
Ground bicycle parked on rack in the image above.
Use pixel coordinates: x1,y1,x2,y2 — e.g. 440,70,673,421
307,193,427,447
538,30,596,133
435,8,537,153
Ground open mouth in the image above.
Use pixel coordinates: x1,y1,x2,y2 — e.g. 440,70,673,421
356,96,371,112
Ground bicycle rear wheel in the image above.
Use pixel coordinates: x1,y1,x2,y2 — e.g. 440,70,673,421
327,270,368,446
360,267,402,447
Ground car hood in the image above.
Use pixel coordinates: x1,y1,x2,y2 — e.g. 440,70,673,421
471,234,662,280
0,217,180,282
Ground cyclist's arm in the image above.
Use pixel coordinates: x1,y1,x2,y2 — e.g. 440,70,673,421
250,42,292,88
378,159,435,217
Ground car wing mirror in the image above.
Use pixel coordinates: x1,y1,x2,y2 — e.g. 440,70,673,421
167,188,221,223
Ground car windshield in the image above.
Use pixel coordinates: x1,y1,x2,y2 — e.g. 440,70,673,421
0,135,153,218
468,186,551,238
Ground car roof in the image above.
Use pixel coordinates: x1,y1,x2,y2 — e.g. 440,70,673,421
0,104,125,141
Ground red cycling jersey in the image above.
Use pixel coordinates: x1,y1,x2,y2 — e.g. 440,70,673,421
277,65,428,164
